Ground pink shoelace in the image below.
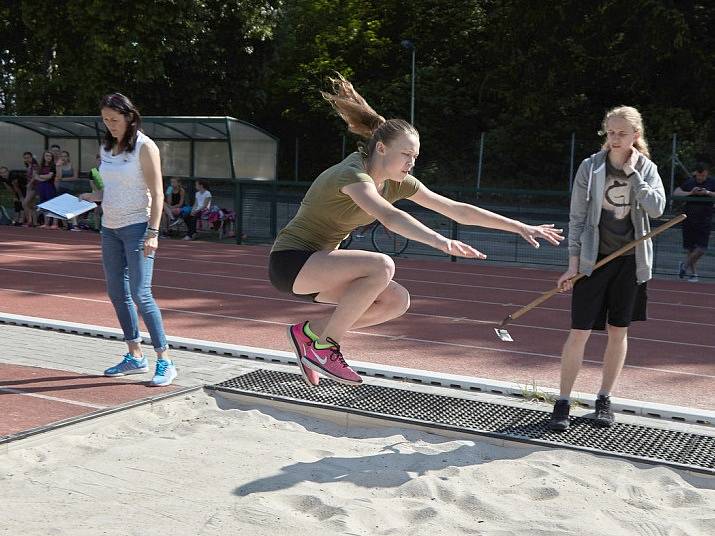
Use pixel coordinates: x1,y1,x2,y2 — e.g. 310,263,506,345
324,337,350,368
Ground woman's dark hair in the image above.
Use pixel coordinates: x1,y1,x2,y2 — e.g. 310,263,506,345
196,180,209,190
321,73,418,159
38,150,56,176
100,93,142,153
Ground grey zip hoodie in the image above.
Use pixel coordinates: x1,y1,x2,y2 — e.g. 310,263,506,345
568,149,666,283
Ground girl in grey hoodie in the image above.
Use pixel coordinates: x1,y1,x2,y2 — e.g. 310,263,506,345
548,106,666,431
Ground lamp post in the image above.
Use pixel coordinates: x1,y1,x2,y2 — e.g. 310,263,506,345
401,40,416,125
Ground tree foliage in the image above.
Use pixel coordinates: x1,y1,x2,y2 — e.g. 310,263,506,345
2,0,714,186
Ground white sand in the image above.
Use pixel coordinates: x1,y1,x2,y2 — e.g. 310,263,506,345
0,392,713,536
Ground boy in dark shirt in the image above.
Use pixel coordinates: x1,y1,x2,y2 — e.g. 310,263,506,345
673,163,715,282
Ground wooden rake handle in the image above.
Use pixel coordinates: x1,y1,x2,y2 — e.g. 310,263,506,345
499,213,687,328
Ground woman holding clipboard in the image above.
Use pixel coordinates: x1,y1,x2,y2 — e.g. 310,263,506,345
80,93,177,386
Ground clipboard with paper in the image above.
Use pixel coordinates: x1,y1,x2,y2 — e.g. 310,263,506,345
37,193,98,220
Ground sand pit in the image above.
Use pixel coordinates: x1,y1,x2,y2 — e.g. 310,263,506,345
0,391,713,536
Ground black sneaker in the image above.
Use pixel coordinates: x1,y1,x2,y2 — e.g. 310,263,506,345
593,395,615,427
547,400,571,431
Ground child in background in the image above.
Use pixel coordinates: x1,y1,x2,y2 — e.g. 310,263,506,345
21,151,39,227
183,180,212,240
36,150,59,229
164,177,191,234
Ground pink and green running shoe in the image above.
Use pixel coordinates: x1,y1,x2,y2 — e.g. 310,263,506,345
301,337,362,385
288,321,320,386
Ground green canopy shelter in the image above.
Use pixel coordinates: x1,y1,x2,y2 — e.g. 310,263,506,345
0,115,277,180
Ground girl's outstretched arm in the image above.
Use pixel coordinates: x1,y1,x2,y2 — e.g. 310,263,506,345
343,181,485,259
408,184,564,247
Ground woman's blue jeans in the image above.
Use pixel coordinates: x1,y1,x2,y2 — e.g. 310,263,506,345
101,222,168,352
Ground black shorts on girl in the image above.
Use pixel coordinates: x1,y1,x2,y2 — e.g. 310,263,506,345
268,249,319,302
571,254,647,330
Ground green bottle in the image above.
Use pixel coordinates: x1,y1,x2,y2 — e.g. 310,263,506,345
90,168,104,190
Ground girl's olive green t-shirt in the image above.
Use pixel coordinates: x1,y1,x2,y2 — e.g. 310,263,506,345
272,152,421,252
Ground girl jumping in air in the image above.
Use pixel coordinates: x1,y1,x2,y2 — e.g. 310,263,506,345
269,74,564,387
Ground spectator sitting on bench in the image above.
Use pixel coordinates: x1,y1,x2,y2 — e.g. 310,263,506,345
165,177,191,233
1,166,22,224
183,179,212,240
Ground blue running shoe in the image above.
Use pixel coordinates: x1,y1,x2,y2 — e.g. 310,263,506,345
678,261,687,279
104,353,149,377
150,358,177,387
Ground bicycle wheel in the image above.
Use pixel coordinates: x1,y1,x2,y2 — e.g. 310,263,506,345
371,224,409,256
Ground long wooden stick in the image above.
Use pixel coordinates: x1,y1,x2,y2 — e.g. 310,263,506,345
498,213,687,328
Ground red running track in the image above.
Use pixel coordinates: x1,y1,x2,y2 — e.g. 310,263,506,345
0,363,181,437
1,226,713,410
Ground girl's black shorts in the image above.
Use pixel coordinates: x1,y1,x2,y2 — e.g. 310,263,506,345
268,249,319,302
571,254,647,330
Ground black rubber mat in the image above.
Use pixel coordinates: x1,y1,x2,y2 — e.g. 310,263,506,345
206,369,715,475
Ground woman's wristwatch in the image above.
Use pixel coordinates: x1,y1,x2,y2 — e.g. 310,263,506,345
146,226,159,238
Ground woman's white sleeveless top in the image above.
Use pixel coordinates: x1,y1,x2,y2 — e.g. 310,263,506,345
100,131,153,229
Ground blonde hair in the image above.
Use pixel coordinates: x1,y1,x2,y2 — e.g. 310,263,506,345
599,105,650,158
321,73,418,158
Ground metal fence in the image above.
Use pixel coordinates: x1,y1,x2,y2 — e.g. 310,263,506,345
3,176,711,280
224,179,714,280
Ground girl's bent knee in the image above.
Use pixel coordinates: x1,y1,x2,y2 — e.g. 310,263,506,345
372,254,395,282
395,285,410,313
381,284,410,317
